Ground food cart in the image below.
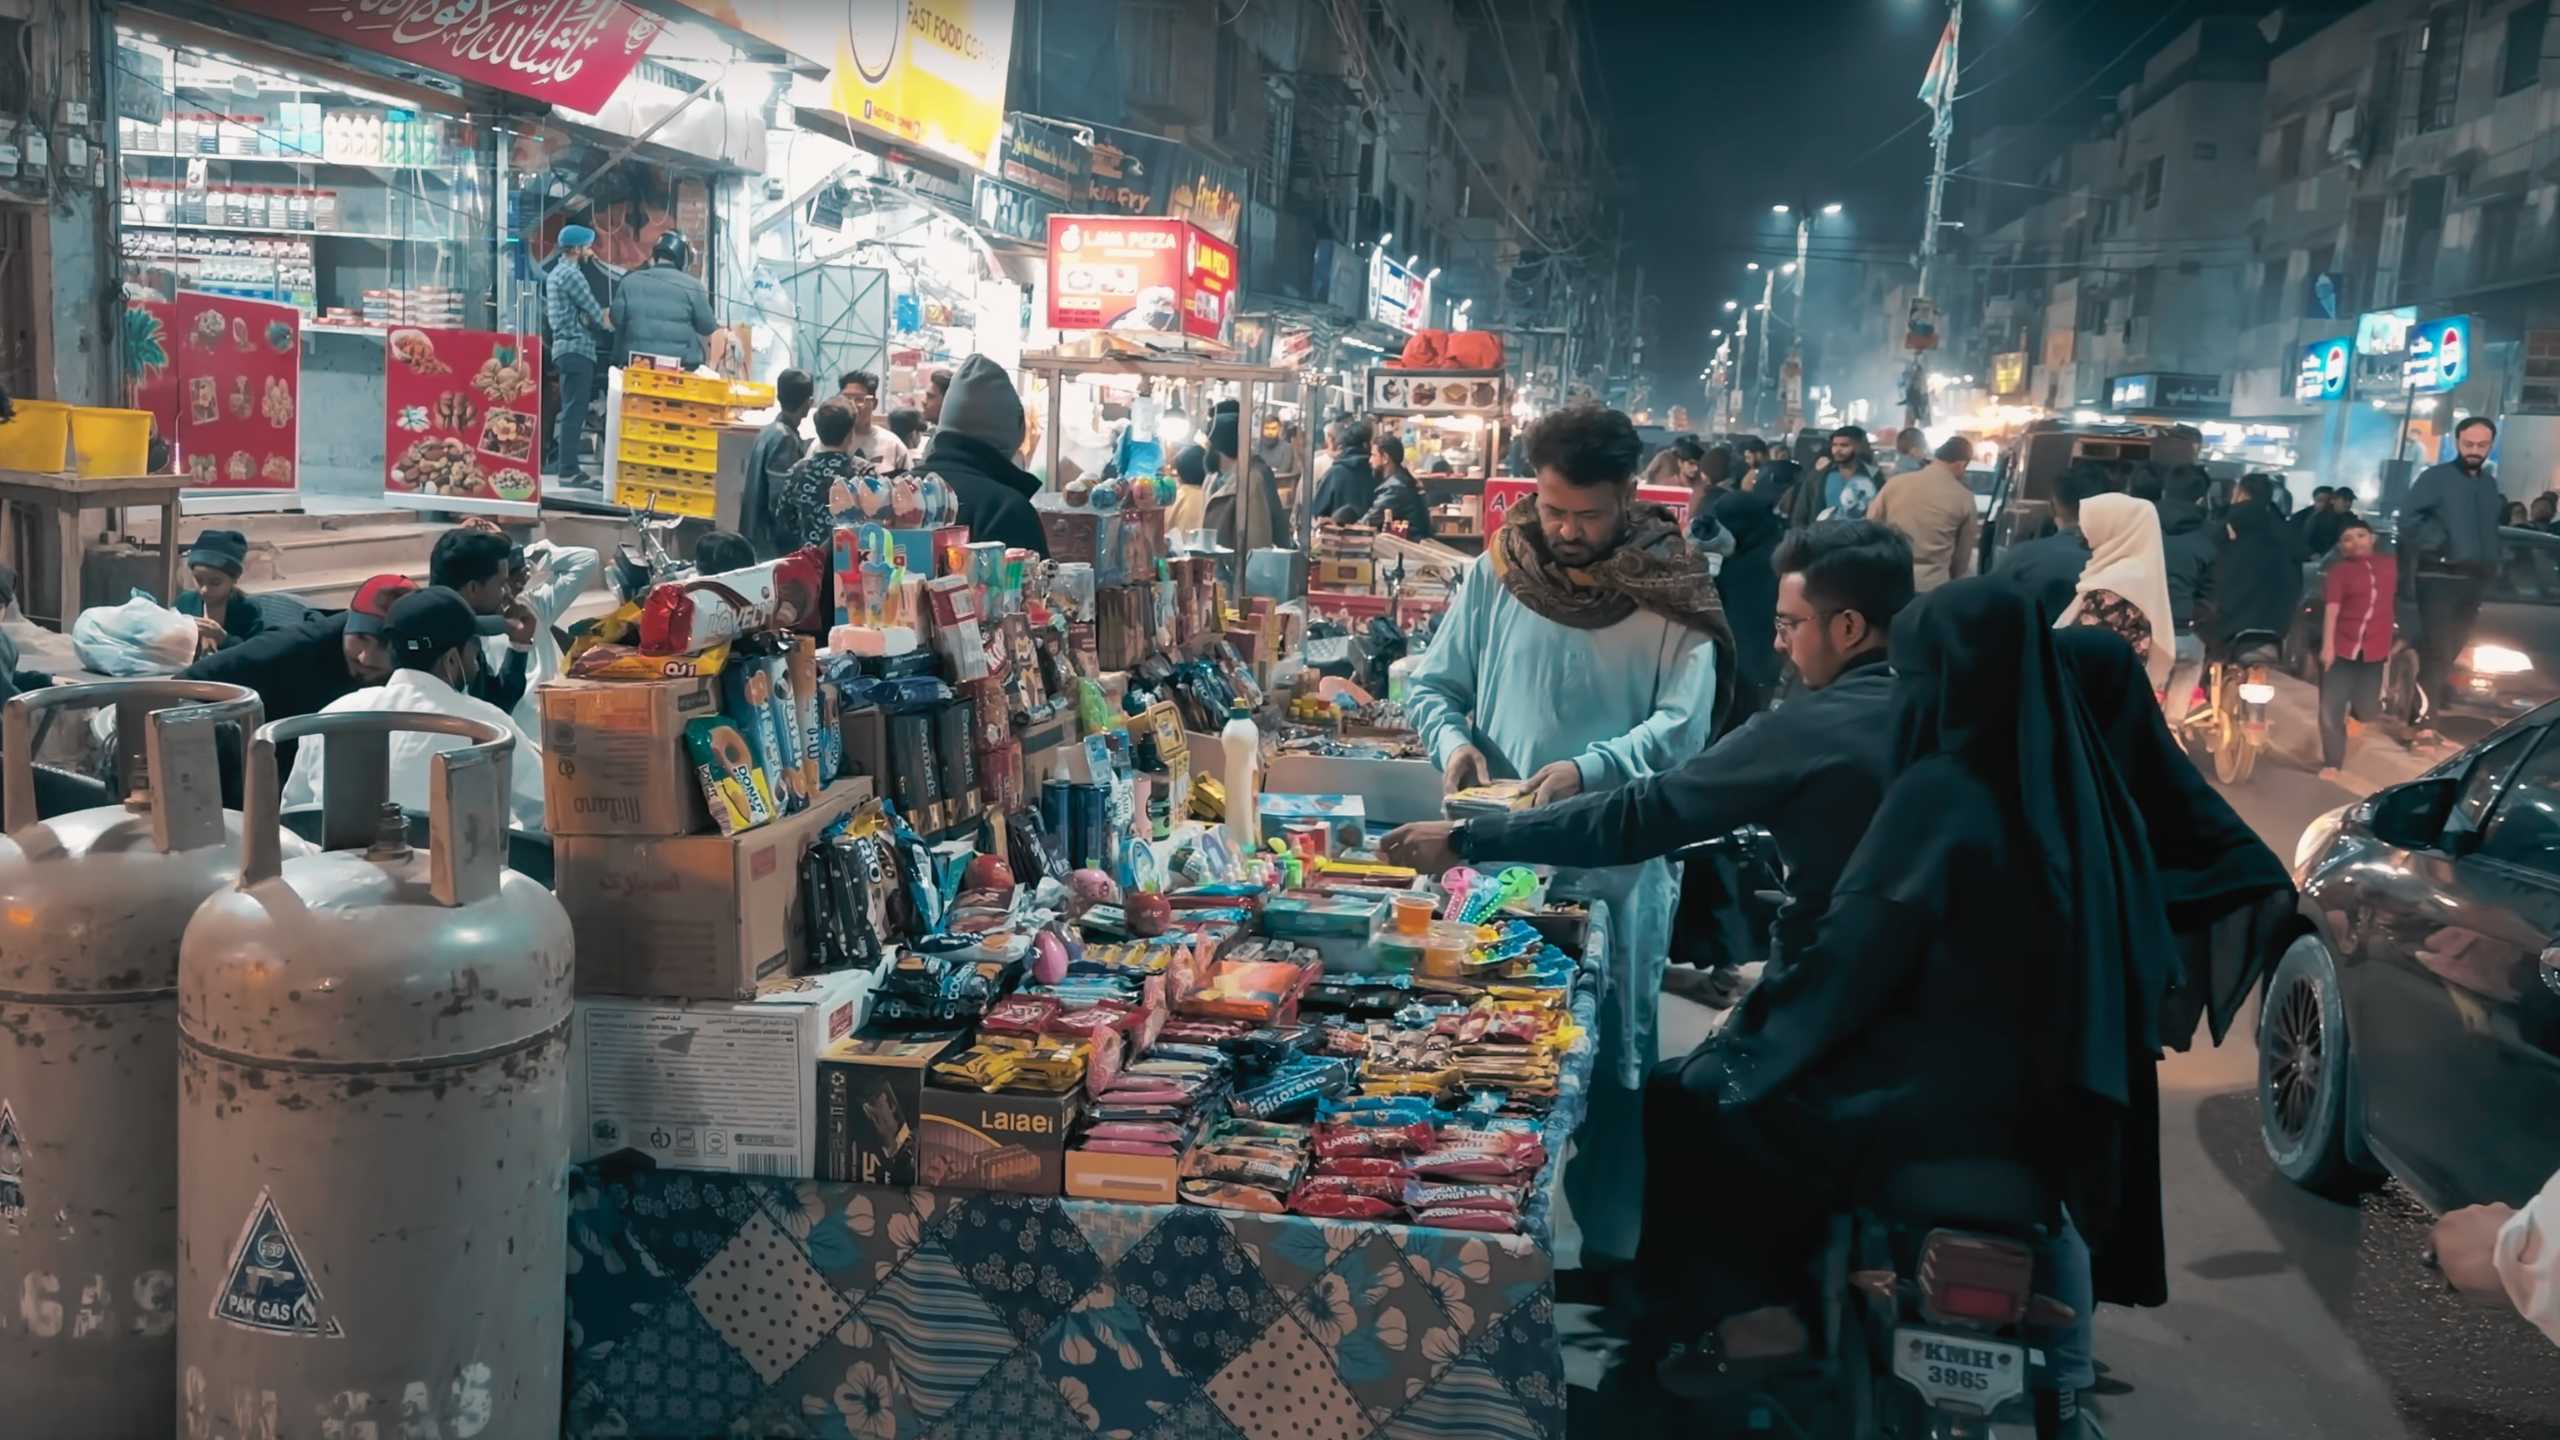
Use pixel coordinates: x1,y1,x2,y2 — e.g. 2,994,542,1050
1362,367,1510,549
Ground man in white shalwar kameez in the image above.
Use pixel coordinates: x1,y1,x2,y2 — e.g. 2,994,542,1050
1407,403,1731,1270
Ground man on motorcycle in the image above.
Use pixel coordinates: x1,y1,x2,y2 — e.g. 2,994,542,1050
1639,581,2177,1415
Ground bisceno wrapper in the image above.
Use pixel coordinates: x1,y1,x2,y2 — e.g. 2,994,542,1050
789,638,822,796
639,547,827,655
684,715,775,836
724,659,800,814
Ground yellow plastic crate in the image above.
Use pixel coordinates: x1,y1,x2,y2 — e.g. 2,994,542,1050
622,394,729,426
725,379,776,407
623,367,737,405
617,460,714,493
0,400,71,471
617,436,716,476
615,477,716,519
70,406,153,475
621,417,719,452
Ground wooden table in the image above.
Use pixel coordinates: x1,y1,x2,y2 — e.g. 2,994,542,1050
0,470,189,627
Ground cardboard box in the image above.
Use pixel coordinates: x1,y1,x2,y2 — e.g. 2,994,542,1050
919,1084,1079,1195
1259,791,1366,852
1266,753,1446,827
557,777,873,998
571,967,874,1176
815,1028,968,1187
1063,1143,1185,1206
1313,558,1375,590
538,677,721,836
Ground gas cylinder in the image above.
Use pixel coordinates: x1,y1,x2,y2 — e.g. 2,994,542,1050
177,713,571,1440
0,679,304,1435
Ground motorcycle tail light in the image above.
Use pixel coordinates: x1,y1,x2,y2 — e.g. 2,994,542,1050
1917,1231,2034,1328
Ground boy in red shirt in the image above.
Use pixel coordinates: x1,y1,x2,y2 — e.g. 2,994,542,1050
2320,518,2398,781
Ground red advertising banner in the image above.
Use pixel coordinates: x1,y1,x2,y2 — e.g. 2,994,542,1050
229,0,662,112
1482,478,1694,534
383,328,545,515
172,293,301,492
1045,215,1236,344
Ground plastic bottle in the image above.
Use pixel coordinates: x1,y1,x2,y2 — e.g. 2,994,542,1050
1220,700,1262,853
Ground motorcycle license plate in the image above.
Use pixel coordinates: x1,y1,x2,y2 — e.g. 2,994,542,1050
1890,1327,2026,1413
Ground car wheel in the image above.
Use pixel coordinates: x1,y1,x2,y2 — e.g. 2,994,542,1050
2257,934,2381,1198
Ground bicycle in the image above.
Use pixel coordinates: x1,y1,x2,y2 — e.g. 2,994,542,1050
606,496,694,604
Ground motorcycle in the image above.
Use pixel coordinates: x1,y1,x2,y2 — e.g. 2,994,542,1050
608,496,693,604
2181,629,2284,785
1658,830,2084,1438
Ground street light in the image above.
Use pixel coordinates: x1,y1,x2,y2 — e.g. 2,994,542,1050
1821,203,1842,216
1771,204,1790,215
1746,262,1760,271
1723,300,1738,311
1781,262,1797,274
1404,254,1419,270
1379,231,1394,247
1426,266,1441,280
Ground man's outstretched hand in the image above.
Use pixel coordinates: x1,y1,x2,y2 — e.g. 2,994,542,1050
1381,821,1461,876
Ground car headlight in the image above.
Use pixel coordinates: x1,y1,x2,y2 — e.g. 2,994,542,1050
2468,643,2535,676
2294,802,2352,882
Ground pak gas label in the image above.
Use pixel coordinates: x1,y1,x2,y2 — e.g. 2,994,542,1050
211,1187,344,1338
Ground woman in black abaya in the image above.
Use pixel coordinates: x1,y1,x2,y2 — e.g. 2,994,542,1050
1641,580,2178,1395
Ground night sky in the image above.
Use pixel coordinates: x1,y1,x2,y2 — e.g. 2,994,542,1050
1591,0,2233,407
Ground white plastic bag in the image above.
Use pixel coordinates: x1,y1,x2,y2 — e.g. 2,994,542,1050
72,590,199,676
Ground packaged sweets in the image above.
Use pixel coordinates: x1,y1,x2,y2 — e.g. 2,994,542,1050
789,638,823,794
684,716,774,835
724,656,801,814
640,548,827,654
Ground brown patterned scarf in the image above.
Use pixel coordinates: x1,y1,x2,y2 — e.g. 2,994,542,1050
1492,498,1738,725
1492,499,1725,633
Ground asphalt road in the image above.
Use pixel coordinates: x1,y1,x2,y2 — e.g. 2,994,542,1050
1557,746,2560,1437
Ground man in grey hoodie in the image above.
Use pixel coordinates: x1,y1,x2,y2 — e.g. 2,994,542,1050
915,356,1048,556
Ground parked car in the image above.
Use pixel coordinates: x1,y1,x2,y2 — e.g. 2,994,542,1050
2281,524,2560,723
2267,707,2560,1209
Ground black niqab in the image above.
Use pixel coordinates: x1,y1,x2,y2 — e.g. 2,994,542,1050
1852,581,2179,1259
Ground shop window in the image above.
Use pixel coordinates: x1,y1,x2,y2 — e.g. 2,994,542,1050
2502,1,2548,96
2276,116,2307,179
109,31,506,332
2143,156,2165,210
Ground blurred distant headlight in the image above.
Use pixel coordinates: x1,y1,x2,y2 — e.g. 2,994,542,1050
2468,643,2535,676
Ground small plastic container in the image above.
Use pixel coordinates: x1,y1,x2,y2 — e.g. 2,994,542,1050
1390,893,1437,936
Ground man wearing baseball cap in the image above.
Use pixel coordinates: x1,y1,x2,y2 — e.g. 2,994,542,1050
281,586,548,832
180,573,414,805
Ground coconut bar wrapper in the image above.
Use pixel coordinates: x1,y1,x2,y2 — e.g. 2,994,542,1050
639,548,828,655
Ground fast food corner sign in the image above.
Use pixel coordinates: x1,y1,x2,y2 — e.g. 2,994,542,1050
653,0,1019,173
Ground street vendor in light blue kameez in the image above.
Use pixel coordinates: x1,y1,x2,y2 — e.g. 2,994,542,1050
1407,404,1731,1269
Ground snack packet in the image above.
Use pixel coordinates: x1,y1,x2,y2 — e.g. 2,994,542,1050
640,548,826,653
684,716,774,836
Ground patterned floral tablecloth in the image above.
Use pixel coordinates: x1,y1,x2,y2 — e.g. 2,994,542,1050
564,942,1602,1440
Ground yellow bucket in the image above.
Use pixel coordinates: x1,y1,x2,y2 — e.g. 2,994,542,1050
0,400,72,471
68,406,154,476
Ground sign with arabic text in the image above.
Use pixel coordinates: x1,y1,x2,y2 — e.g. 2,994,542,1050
2404,314,2471,394
1990,351,2027,397
2107,371,2226,417
998,115,1088,203
1084,130,1244,244
229,0,663,112
1367,251,1429,334
2298,336,2350,403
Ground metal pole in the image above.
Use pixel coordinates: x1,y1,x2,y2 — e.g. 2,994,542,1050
1756,270,1777,427
1912,0,1961,427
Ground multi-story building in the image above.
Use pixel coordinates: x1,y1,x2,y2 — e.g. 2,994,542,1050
1970,16,2275,414
2230,0,2560,493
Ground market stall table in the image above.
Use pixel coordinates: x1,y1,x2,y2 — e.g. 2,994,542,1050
561,907,1609,1440
0,469,190,627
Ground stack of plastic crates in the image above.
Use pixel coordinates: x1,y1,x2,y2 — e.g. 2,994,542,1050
611,367,778,519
